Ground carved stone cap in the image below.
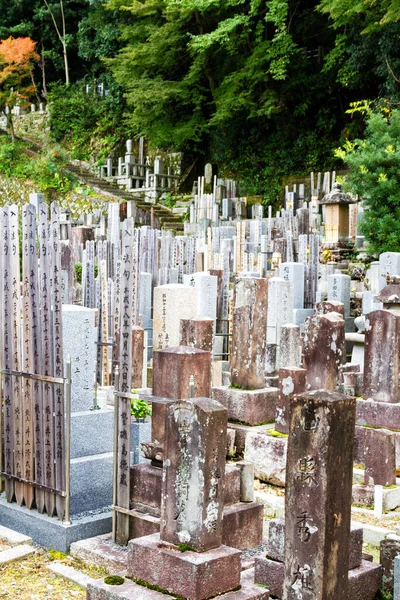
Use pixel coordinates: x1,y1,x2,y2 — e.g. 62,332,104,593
319,182,356,205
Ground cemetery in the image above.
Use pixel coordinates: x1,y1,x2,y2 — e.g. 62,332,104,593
0,164,400,600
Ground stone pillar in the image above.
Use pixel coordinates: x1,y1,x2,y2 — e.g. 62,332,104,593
282,390,356,600
180,317,214,352
328,274,351,317
279,324,301,369
153,284,198,350
363,309,400,403
160,397,227,551
231,277,268,390
303,312,345,391
267,277,294,346
364,428,396,487
183,272,218,320
276,367,306,435
279,262,305,309
132,326,144,388
153,346,211,399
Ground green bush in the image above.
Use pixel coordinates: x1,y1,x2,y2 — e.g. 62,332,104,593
48,79,132,163
130,396,151,420
337,109,400,255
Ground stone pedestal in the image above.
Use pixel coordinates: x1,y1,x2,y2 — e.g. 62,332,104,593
153,346,211,400
128,534,241,600
213,386,277,426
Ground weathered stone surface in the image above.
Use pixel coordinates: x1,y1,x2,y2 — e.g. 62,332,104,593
254,556,284,598
364,428,396,487
228,423,272,456
128,533,241,600
283,390,356,600
222,502,263,550
153,346,211,400
364,309,400,403
131,327,144,388
224,466,241,505
148,397,174,445
213,386,277,426
356,398,400,430
278,325,301,369
265,519,362,570
130,464,162,511
266,518,285,562
244,431,287,487
276,368,306,435
70,534,128,573
316,300,345,318
302,312,346,391
180,318,214,352
231,278,268,390
160,398,227,552
380,536,400,591
347,560,382,600
328,274,351,317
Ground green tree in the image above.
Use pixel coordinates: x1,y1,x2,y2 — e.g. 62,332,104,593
336,109,400,254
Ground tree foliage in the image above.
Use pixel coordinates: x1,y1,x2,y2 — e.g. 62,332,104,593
0,37,39,138
337,109,400,254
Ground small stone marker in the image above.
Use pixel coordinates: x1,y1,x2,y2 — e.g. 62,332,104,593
153,346,211,399
160,397,227,551
283,389,356,600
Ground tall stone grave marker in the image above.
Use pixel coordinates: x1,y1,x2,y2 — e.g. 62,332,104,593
283,390,356,600
303,313,345,391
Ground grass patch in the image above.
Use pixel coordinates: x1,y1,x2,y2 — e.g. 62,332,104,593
104,575,125,585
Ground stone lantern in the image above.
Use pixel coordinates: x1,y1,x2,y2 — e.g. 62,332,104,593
320,182,356,244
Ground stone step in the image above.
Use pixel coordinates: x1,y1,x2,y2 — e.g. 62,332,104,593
46,562,97,589
0,525,32,547
0,544,35,565
86,573,270,600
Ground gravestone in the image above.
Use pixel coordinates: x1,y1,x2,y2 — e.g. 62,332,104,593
303,312,345,391
363,309,400,403
279,262,305,309
183,272,218,320
180,317,214,352
231,277,268,390
153,284,198,350
282,390,356,600
267,277,294,346
328,273,351,318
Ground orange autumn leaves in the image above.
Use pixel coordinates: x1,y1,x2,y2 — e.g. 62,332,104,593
0,37,39,107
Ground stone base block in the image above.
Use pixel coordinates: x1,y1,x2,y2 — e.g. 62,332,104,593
70,452,113,515
224,465,241,506
87,573,269,600
352,482,400,511
255,557,381,600
222,503,263,550
128,503,262,550
213,387,277,426
70,534,128,573
356,424,400,468
0,495,111,552
227,424,274,456
71,409,114,458
127,533,241,600
348,560,382,600
244,431,287,487
356,398,400,430
254,557,283,598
